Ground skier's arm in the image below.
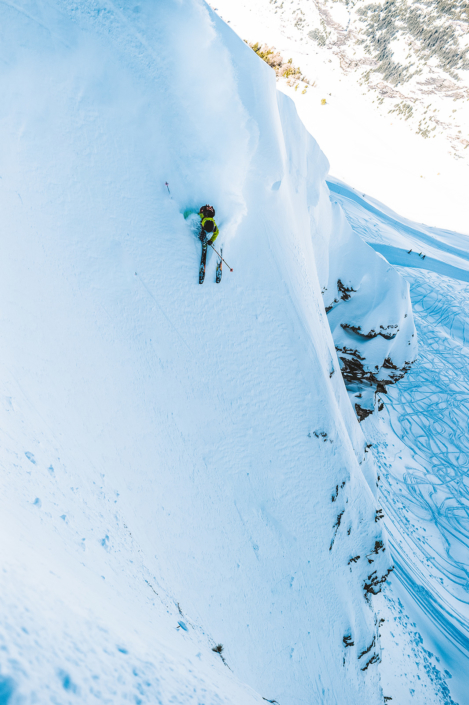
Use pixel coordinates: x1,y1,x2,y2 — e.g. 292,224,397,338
207,224,219,246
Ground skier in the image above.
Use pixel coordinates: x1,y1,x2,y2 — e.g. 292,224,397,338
196,205,220,284
198,204,219,245
183,203,223,283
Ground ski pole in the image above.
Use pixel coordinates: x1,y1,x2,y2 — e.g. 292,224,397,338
209,243,233,272
165,181,171,195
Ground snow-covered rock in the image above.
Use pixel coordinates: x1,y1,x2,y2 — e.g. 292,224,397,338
0,1,413,703
319,196,417,420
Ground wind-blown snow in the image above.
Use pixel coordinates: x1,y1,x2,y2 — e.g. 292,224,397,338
0,1,415,704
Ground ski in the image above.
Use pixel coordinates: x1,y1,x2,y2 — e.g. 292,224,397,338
199,239,208,284
216,246,223,284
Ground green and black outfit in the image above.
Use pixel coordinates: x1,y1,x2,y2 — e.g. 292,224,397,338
198,212,219,246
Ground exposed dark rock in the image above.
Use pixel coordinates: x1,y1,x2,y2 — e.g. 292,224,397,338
340,323,399,340
366,540,385,563
335,347,414,421
360,652,381,671
363,566,394,599
337,279,356,301
331,480,346,502
330,510,345,550
355,403,373,422
358,637,375,659
383,356,398,369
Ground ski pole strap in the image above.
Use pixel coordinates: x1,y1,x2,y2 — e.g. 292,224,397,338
208,243,233,272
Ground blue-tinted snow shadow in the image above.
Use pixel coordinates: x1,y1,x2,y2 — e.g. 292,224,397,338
327,177,469,260
369,244,469,283
0,674,15,705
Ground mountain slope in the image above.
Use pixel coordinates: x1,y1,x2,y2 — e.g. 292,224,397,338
0,1,413,703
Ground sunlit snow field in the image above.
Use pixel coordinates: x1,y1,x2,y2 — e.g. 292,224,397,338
212,0,469,236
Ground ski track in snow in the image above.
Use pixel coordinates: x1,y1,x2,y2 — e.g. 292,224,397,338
380,270,469,637
336,186,469,702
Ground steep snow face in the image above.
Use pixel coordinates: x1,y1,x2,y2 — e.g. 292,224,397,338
0,1,409,703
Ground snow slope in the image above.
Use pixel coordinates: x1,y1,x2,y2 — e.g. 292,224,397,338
334,184,469,704
0,1,411,703
328,177,469,283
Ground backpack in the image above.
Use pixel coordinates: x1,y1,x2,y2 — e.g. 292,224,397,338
202,219,215,233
